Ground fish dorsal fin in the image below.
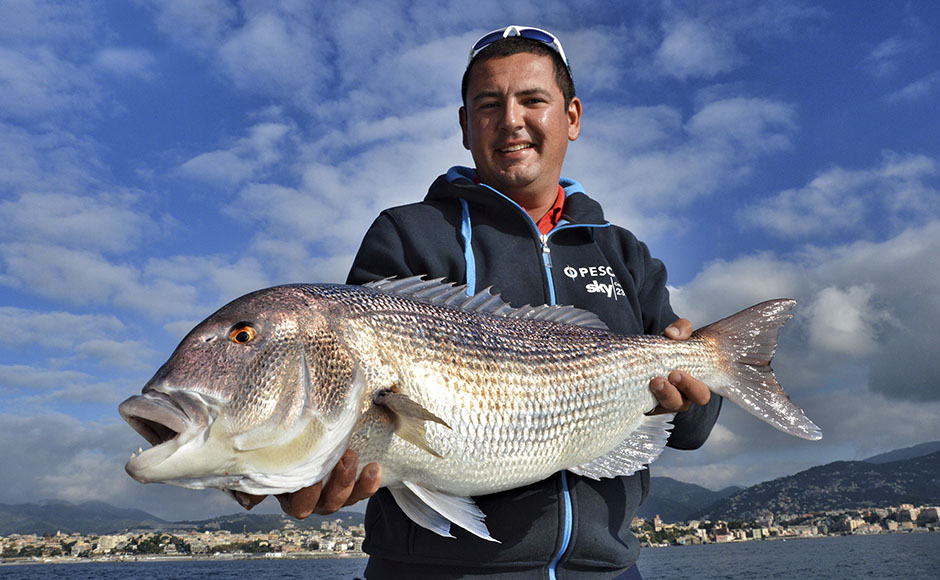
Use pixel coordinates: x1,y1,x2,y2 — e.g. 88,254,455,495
570,414,674,479
364,276,609,330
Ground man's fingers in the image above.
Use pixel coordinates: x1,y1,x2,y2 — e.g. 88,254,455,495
663,318,693,340
276,482,323,520
648,371,711,414
669,370,711,406
345,462,382,507
314,451,358,515
649,376,687,413
232,491,266,510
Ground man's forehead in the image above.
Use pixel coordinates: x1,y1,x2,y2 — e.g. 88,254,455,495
466,53,560,97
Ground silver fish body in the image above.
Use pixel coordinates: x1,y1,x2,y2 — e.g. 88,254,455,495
119,277,821,541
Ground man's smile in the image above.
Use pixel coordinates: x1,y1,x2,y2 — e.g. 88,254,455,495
498,143,534,153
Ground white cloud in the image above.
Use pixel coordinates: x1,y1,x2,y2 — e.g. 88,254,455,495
93,47,157,81
669,229,940,493
654,20,741,80
142,0,238,55
804,285,890,357
659,219,940,488
179,120,296,186
0,192,157,253
0,307,125,350
0,46,100,121
0,364,92,391
0,0,97,46
865,36,913,78
74,339,159,371
885,70,940,103
567,96,796,238
740,152,940,239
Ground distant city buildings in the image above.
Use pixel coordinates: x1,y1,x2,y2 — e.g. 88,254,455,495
1,516,365,562
1,503,938,563
631,502,938,547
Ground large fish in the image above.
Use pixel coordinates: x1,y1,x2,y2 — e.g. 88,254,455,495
119,277,820,541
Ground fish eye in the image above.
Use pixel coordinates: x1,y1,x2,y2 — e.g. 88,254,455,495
229,324,257,344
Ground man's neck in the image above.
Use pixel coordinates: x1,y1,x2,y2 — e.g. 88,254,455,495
504,186,562,224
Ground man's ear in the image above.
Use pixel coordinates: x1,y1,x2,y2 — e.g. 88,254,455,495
459,106,470,150
568,97,582,141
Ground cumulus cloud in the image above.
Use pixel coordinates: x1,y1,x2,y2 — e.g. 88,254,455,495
0,192,157,253
179,120,297,187
567,96,796,239
0,307,125,350
739,152,940,239
657,220,940,488
865,36,914,78
885,70,940,103
92,47,157,81
654,20,741,80
804,285,890,357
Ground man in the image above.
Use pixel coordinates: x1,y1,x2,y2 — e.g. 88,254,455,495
250,25,720,579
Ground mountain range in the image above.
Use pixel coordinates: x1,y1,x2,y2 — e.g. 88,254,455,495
3,441,938,534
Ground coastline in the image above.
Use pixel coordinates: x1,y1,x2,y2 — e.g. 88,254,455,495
0,551,368,567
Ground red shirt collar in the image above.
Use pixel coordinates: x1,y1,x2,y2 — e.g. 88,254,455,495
536,185,566,235
472,174,566,235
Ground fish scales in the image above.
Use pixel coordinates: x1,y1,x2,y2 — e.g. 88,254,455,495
329,284,708,494
119,278,821,542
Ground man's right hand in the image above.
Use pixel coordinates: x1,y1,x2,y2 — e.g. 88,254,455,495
234,450,382,519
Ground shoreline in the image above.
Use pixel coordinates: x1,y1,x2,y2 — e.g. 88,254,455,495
0,551,368,567
4,528,937,566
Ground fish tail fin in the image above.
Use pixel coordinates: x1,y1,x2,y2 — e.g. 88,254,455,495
698,299,822,441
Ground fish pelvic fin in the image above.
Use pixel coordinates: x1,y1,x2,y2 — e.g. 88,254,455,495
373,388,451,458
390,481,499,543
570,413,674,479
699,299,823,441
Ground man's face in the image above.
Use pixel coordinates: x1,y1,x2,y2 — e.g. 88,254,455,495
460,52,581,206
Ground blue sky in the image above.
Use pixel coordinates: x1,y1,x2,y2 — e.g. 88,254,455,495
1,0,939,521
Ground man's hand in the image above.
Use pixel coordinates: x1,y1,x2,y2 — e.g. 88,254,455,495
233,450,382,519
648,318,711,414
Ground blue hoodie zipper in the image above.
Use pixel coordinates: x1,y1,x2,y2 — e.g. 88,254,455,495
448,167,609,577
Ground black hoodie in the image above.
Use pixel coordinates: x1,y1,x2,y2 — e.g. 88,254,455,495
346,168,721,579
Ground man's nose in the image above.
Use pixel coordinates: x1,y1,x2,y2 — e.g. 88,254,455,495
499,101,524,132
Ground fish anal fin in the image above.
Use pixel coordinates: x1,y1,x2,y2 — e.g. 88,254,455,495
374,388,450,458
570,414,674,480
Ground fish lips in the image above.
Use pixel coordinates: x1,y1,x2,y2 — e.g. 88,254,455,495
119,389,211,482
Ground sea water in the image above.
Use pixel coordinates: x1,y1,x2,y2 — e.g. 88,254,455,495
1,533,937,579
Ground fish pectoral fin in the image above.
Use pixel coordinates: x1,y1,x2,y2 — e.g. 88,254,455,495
390,481,498,543
374,389,450,458
570,413,675,480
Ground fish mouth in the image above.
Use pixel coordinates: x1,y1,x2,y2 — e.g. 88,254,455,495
118,388,212,481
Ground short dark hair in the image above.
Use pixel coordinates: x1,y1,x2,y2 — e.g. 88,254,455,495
461,36,576,107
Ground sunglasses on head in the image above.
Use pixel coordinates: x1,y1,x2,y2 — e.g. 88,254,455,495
468,25,569,67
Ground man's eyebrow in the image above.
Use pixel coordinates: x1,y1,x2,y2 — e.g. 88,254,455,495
470,87,553,104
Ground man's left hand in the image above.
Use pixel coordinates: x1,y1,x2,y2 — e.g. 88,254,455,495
648,318,711,414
